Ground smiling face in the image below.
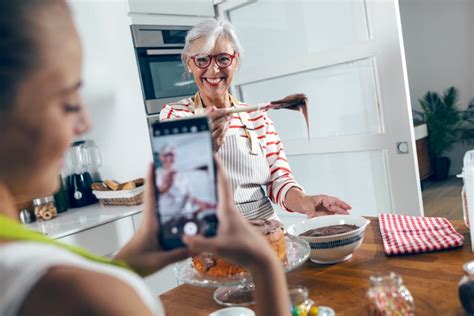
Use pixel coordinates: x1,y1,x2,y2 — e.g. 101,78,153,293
160,152,175,169
186,35,239,107
0,4,90,201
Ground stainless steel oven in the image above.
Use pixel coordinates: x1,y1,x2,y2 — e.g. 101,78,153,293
131,25,198,115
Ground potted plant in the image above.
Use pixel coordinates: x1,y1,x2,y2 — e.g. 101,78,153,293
460,98,474,143
414,87,474,180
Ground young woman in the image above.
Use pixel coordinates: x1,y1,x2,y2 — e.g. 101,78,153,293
0,1,289,315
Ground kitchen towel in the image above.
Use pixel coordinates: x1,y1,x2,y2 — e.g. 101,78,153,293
379,213,464,255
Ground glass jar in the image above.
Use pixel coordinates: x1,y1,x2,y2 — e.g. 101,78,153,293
459,261,474,313
366,272,415,316
289,286,316,316
33,196,58,221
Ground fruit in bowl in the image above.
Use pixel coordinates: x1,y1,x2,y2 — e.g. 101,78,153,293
287,215,370,264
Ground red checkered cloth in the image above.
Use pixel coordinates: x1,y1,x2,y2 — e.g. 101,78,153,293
379,213,464,255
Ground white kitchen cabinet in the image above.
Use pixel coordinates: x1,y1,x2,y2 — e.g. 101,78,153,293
132,212,144,231
143,265,179,296
132,212,179,296
57,217,135,257
129,0,215,17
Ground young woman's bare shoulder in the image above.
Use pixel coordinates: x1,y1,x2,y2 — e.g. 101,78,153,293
18,265,153,316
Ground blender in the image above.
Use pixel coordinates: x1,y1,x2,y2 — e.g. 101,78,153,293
64,140,102,208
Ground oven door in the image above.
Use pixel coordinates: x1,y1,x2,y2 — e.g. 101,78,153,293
137,48,198,114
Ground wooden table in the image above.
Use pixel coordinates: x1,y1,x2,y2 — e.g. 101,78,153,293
161,218,474,315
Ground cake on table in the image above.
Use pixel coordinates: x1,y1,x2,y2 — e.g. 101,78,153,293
192,219,287,277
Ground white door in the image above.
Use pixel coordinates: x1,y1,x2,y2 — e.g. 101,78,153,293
217,0,423,221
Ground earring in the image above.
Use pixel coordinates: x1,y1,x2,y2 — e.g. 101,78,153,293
188,69,192,73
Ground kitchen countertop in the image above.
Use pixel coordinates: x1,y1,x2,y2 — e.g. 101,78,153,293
25,203,144,239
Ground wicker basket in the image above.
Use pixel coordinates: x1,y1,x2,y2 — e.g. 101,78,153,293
93,187,144,206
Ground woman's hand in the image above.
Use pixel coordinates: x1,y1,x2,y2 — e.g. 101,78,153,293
205,107,231,152
114,164,189,277
285,188,351,218
158,170,175,193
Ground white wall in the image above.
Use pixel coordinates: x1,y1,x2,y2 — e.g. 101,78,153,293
68,0,152,182
399,0,474,174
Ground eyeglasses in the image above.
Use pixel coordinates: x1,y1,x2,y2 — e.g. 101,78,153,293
190,53,237,69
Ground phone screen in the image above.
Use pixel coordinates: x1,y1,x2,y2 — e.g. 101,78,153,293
151,116,218,249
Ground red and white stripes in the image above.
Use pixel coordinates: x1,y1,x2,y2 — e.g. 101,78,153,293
159,98,302,212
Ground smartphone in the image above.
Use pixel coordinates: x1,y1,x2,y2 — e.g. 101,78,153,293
150,116,218,250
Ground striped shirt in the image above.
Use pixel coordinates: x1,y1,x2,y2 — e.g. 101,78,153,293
159,97,303,214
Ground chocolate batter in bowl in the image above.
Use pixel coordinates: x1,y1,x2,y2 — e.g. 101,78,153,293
299,224,360,237
287,215,370,265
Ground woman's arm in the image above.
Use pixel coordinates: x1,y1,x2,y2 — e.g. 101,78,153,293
285,188,351,217
157,170,175,194
262,113,351,217
183,159,290,316
160,102,230,152
247,250,289,316
261,112,303,210
114,164,189,277
159,101,195,121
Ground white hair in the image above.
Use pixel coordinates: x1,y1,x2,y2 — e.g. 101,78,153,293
182,19,243,64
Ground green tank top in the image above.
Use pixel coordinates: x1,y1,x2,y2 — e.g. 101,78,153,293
0,214,131,270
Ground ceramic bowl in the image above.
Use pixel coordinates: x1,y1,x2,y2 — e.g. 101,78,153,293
208,307,255,316
287,215,370,264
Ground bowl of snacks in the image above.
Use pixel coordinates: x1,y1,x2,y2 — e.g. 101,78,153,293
91,178,145,206
287,215,370,264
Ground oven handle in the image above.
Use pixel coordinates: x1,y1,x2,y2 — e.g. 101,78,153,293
146,49,183,56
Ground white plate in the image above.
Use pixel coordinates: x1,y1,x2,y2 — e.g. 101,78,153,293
209,307,255,316
175,234,310,287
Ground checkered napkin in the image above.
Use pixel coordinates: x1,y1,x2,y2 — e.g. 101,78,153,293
379,213,464,255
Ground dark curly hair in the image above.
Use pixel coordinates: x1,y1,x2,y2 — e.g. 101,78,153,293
0,0,66,111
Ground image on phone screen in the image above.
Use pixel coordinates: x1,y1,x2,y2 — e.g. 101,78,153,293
151,117,218,249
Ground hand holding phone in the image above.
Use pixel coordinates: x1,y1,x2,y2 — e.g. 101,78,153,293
113,163,189,276
158,170,176,193
150,116,218,250
204,107,231,152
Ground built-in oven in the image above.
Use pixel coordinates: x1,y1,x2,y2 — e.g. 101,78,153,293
131,25,198,115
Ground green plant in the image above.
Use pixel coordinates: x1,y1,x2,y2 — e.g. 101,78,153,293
460,98,474,143
413,86,474,158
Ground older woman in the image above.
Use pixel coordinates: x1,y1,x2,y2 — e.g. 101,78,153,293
0,1,289,315
156,144,215,218
160,19,351,220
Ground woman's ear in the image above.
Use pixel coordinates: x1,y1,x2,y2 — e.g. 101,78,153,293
185,58,193,73
235,53,240,70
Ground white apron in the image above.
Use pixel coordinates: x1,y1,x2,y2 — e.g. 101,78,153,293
194,92,278,220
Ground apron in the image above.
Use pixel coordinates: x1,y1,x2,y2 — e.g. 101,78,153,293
193,92,278,220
